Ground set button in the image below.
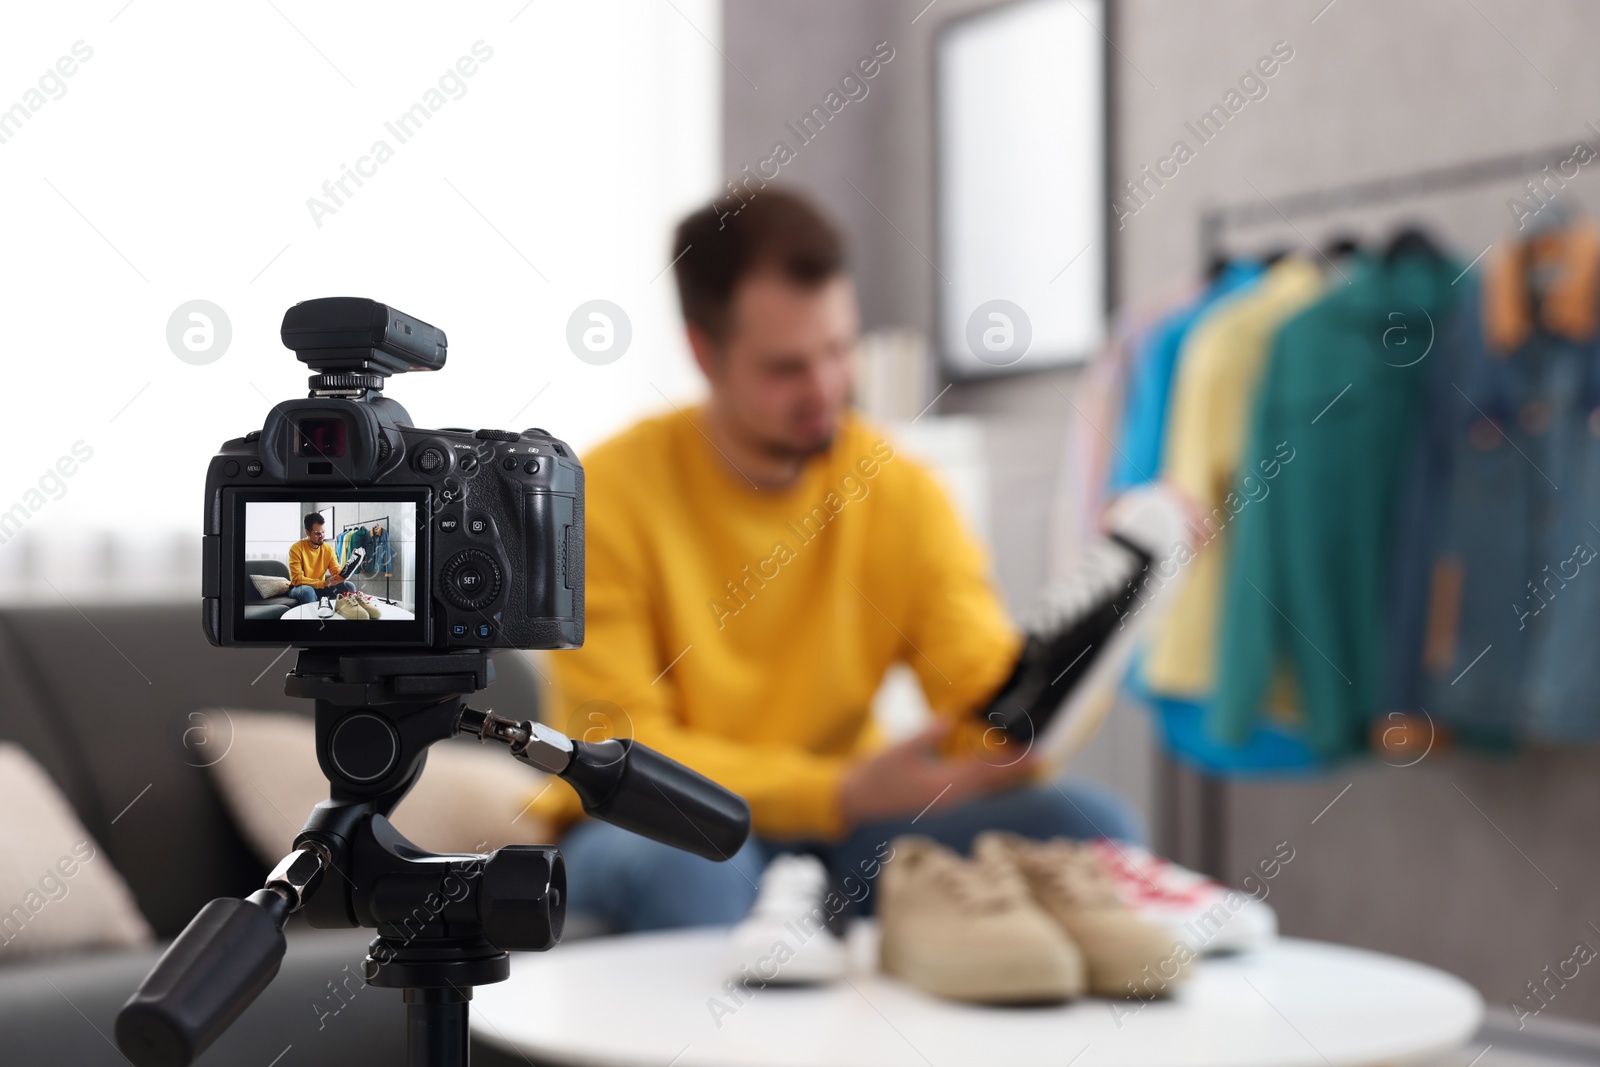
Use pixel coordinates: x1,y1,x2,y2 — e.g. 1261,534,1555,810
441,548,502,610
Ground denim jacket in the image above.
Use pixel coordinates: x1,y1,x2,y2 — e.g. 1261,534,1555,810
1390,265,1600,742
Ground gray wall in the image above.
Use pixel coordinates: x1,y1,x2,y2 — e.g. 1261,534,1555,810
725,0,1600,1023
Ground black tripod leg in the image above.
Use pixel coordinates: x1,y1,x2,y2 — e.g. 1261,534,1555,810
404,987,471,1067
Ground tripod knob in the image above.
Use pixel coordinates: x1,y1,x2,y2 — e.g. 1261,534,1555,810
478,846,566,951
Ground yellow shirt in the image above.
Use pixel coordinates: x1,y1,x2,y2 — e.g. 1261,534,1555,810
1145,257,1325,696
533,406,1023,840
287,538,341,588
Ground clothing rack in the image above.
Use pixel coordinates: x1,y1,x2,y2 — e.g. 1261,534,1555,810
1175,140,1591,881
1198,139,1589,267
338,515,394,604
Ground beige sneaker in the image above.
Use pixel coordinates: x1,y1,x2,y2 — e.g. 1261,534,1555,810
353,592,382,618
877,835,1085,1003
976,832,1191,998
333,594,370,620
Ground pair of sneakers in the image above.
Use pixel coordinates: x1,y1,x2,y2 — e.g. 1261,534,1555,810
877,833,1190,1003
333,590,382,620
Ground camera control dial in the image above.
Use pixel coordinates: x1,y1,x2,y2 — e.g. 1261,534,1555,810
442,548,503,610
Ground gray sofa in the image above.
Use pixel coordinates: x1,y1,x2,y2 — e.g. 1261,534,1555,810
243,560,297,620
0,602,547,1066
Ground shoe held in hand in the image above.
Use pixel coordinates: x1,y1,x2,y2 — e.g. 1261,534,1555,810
981,484,1194,768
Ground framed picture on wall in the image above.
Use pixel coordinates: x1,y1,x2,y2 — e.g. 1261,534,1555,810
935,0,1111,377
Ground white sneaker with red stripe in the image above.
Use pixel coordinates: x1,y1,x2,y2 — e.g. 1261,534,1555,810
1083,840,1278,955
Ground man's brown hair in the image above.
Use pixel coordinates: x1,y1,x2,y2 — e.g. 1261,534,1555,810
672,187,846,344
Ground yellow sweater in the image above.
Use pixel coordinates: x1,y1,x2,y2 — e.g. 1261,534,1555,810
287,539,341,589
532,406,1022,840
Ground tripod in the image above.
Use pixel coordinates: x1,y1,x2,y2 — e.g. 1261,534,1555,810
115,649,751,1067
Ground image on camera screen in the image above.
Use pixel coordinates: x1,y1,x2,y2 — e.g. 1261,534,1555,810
242,500,417,622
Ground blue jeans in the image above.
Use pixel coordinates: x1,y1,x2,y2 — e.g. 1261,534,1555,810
288,582,355,604
559,777,1144,933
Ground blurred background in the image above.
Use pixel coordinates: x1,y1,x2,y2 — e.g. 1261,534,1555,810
5,1,1600,1064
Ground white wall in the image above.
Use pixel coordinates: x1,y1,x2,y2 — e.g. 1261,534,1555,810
242,501,303,563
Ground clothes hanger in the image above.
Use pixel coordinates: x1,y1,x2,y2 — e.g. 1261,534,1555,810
1321,232,1364,261
1261,244,1293,267
1522,199,1573,238
1383,225,1448,263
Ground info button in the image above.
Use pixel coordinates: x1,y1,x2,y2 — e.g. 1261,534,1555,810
439,515,461,534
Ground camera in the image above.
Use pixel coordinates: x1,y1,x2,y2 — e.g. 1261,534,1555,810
124,298,743,1067
201,296,584,650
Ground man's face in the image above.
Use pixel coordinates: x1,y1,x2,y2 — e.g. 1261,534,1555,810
306,523,325,546
699,272,858,460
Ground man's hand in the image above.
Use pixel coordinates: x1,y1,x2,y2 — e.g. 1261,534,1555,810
837,717,1035,828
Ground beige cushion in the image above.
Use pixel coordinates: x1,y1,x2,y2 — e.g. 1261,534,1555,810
0,744,154,960
205,710,553,864
249,574,292,598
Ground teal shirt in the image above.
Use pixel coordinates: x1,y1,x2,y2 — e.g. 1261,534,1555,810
1211,250,1463,756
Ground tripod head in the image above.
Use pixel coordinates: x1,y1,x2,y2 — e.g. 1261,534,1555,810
115,649,751,1067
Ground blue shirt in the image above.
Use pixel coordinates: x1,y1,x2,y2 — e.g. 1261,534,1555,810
1111,261,1264,491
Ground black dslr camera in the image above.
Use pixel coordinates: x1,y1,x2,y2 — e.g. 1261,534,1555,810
119,299,748,1067
202,296,583,650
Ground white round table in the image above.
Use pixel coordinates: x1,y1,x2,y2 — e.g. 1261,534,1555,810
277,601,414,620
470,925,1482,1067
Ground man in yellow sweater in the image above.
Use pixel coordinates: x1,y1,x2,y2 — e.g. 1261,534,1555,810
544,189,1140,931
285,511,355,606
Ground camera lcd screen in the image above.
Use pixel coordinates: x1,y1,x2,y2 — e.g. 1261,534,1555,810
232,492,428,643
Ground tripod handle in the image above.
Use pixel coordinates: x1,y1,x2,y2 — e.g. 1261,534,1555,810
459,710,753,861
565,738,752,861
116,889,290,1067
